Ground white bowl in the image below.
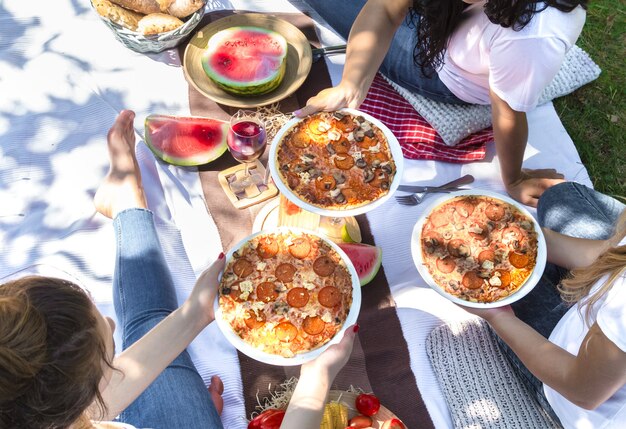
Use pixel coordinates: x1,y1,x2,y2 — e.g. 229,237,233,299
410,189,547,308
213,227,361,366
269,108,404,217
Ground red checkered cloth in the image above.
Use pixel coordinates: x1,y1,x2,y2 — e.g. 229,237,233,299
359,73,493,163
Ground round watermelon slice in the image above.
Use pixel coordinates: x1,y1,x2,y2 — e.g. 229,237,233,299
338,242,383,287
144,114,228,166
201,26,288,97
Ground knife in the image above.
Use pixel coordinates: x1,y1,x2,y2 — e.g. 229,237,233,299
397,174,475,193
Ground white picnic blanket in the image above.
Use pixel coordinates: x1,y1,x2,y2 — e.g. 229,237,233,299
0,1,592,428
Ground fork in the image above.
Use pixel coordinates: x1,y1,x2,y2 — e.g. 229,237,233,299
395,174,475,206
312,44,347,62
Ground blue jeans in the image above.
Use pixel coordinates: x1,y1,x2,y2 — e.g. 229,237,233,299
112,209,223,429
304,0,466,104
494,182,625,425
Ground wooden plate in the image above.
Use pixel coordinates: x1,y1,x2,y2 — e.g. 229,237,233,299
329,391,403,427
183,13,312,108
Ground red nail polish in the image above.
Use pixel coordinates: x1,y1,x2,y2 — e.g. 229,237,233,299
353,324,359,333
218,252,225,259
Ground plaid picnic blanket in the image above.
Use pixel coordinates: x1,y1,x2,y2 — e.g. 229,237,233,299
360,73,492,162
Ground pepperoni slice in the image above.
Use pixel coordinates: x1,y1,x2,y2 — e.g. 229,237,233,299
364,152,387,165
455,199,475,218
478,249,496,264
244,310,265,329
509,251,530,268
332,139,351,154
291,131,311,148
315,175,336,192
307,119,327,135
436,257,456,274
313,256,336,277
335,116,356,132
275,322,298,342
429,210,450,228
486,203,505,221
334,155,355,170
447,239,470,258
256,282,278,303
289,237,311,259
275,263,296,282
497,270,511,288
502,226,524,243
287,173,300,189
318,286,341,308
287,287,310,308
462,271,484,290
232,258,254,278
257,236,279,259
357,136,377,149
303,316,326,335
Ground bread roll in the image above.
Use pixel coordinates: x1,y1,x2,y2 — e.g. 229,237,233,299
92,0,144,31
138,13,184,35
109,0,174,14
167,0,204,18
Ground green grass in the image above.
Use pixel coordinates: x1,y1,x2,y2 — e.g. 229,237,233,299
553,1,626,201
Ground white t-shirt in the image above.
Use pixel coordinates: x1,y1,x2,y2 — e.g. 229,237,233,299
544,239,626,428
439,1,586,111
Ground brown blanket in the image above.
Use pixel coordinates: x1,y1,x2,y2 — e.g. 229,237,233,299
181,10,434,428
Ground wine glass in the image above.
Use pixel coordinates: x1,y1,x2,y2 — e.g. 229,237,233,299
227,110,267,195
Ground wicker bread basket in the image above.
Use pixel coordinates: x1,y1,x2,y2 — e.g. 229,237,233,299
93,2,206,53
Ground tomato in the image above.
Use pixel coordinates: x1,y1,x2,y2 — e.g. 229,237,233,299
355,393,380,416
381,418,406,429
349,415,373,428
247,409,285,429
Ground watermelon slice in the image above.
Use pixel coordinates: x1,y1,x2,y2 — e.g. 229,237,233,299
201,26,288,96
338,243,383,286
144,114,228,166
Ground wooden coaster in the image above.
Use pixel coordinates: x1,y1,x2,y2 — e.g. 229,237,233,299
217,160,278,209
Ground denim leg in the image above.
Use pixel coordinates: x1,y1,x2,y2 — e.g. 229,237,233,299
112,209,222,429
538,182,625,240
303,0,465,103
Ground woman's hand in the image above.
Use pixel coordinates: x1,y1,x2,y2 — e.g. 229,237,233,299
185,254,226,327
294,82,365,118
505,168,565,207
301,324,359,381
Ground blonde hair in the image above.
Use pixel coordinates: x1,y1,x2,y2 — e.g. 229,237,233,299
559,210,626,324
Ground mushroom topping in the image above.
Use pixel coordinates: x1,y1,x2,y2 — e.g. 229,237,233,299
381,181,390,190
364,129,375,138
326,142,336,155
355,116,366,124
332,170,346,184
332,191,346,204
355,157,367,168
354,130,365,142
371,159,381,168
307,168,322,179
332,111,345,120
381,164,393,174
363,168,375,183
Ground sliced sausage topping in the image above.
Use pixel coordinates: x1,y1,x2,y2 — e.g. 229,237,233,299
232,259,254,278
275,322,298,342
462,271,484,290
436,257,456,274
302,316,325,335
256,282,278,303
244,310,265,329
313,256,336,277
257,237,279,259
275,263,296,283
288,237,311,259
318,286,341,308
287,287,310,308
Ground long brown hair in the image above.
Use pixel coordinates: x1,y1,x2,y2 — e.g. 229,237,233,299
0,276,112,429
408,0,588,77
559,210,626,325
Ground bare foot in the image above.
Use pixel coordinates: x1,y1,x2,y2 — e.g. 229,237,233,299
208,375,224,416
94,110,147,218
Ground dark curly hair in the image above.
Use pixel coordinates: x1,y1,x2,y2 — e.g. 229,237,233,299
0,276,113,429
408,0,588,76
